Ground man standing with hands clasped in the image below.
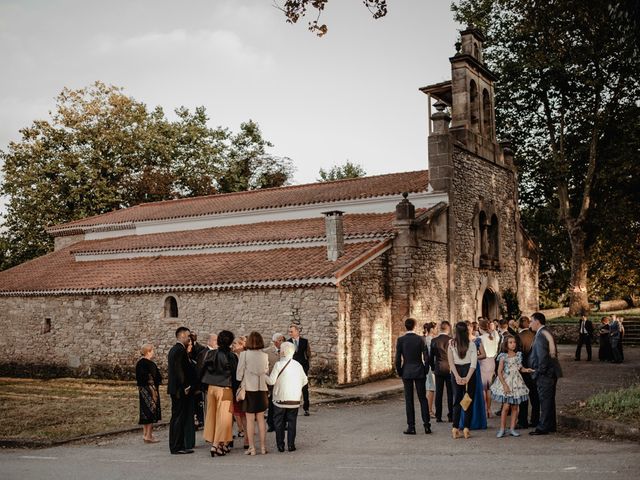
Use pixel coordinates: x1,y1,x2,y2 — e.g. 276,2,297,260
167,326,194,454
396,317,432,435
575,312,594,361
288,324,311,416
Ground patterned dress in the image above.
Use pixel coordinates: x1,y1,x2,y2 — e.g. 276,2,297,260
135,357,162,424
490,352,529,405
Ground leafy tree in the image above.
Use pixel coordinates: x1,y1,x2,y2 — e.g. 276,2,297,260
453,0,640,314
0,82,292,269
276,0,387,36
318,161,366,182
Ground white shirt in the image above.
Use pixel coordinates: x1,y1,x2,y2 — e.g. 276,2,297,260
448,341,478,368
480,332,500,358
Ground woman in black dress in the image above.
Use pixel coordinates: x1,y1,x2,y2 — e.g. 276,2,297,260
598,317,612,361
135,344,162,443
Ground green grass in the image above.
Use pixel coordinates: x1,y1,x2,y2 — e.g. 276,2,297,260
575,384,640,426
549,308,640,325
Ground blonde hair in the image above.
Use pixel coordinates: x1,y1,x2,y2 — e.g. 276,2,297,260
141,343,154,356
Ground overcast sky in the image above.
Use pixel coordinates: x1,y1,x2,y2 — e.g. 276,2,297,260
0,0,459,186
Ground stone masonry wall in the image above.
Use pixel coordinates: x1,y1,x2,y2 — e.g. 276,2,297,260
337,253,393,384
409,240,449,324
451,147,520,320
0,286,339,380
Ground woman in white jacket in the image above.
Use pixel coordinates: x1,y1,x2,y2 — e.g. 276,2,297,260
267,341,308,452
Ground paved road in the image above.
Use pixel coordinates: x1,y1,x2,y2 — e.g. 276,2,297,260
2,394,639,480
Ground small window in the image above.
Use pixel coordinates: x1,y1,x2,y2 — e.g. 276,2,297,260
164,296,179,318
482,89,492,137
469,80,479,132
42,318,52,334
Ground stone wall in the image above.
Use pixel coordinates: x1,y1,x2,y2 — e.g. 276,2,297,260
409,240,449,323
337,253,393,384
450,146,521,320
0,287,339,379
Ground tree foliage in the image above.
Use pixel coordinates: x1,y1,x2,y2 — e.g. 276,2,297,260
317,160,366,182
453,0,640,312
276,0,387,36
0,82,293,269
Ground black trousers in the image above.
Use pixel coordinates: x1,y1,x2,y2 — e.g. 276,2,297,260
402,378,430,428
169,393,189,453
267,387,275,429
535,374,557,433
434,373,453,421
517,371,539,428
273,405,298,449
575,334,592,360
451,364,475,430
302,384,310,411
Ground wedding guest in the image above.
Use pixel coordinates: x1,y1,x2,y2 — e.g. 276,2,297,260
201,330,237,457
167,326,194,454
448,321,478,439
183,338,198,450
190,332,206,428
288,325,311,416
136,343,162,443
267,341,308,452
430,321,453,423
490,335,532,437
478,318,500,418
231,336,248,448
517,316,539,429
574,312,594,361
264,333,286,432
459,321,487,430
598,317,612,361
610,315,623,363
423,322,438,417
237,331,270,455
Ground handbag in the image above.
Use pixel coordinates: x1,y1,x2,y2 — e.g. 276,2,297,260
460,384,472,411
236,354,247,402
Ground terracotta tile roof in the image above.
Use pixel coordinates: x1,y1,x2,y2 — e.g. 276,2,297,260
48,170,429,234
71,212,401,254
0,241,388,295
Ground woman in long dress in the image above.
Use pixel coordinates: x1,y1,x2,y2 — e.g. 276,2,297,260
460,321,487,430
423,322,437,416
135,343,162,443
447,321,478,440
237,331,270,455
598,317,612,361
478,318,500,418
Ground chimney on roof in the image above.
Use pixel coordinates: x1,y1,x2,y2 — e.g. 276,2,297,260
322,211,345,261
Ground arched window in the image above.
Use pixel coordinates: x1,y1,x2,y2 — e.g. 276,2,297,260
482,89,492,137
469,80,479,132
488,214,500,261
479,211,489,258
476,207,500,270
473,43,479,60
164,296,179,318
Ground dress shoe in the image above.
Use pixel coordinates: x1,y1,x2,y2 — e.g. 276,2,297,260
435,418,443,423
529,429,549,436
304,410,310,416
277,445,285,452
288,445,296,452
515,423,528,429
267,426,275,432
424,426,432,434
403,428,417,435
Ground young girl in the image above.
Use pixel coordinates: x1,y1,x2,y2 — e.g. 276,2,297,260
490,335,532,437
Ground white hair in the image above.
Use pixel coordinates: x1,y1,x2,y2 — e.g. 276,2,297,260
272,332,285,342
279,341,295,358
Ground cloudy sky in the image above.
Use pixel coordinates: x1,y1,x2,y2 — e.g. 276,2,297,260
0,0,459,185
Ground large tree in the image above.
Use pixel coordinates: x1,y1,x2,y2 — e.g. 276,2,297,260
453,0,640,313
0,82,293,269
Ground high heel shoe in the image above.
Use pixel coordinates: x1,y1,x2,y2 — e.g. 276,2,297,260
221,444,231,454
463,428,471,439
451,427,460,439
245,446,256,456
210,445,226,457
261,446,268,455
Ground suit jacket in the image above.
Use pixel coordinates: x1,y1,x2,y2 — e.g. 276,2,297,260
530,327,561,379
237,350,269,391
263,346,280,374
167,342,190,396
518,329,535,367
578,319,594,336
289,337,310,373
395,332,429,380
430,333,451,376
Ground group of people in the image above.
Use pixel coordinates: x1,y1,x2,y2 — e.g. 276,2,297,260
575,313,626,363
396,312,561,439
134,324,311,456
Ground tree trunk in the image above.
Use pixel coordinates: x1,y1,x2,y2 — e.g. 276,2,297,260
567,227,590,316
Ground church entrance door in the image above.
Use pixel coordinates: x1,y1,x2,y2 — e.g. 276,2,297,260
482,288,499,319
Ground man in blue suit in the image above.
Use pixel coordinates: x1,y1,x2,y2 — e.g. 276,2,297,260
395,317,432,435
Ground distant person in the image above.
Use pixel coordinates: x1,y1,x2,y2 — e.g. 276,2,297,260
448,321,478,439
264,333,286,432
183,337,198,450
574,312,594,361
396,317,431,435
478,318,500,418
490,335,532,437
201,330,237,457
423,322,438,417
529,312,561,435
167,326,194,454
430,320,453,423
237,331,270,455
267,341,308,452
598,317,612,362
136,343,162,443
517,316,539,429
231,336,248,448
609,315,623,363
288,324,311,416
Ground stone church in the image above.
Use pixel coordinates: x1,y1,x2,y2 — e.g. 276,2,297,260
0,29,538,384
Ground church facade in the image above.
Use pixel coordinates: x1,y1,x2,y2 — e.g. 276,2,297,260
0,29,538,384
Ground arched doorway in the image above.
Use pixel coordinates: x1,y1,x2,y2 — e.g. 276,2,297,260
482,288,499,319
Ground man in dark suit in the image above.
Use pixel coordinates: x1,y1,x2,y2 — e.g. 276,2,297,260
396,317,431,434
517,316,539,429
529,312,561,435
167,326,194,454
288,324,311,416
575,313,594,361
430,320,453,423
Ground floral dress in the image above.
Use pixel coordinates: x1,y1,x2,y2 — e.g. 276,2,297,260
490,352,529,405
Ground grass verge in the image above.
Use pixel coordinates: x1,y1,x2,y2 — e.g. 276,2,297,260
0,377,170,441
550,308,640,325
568,384,640,428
